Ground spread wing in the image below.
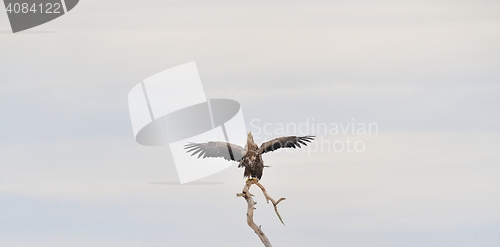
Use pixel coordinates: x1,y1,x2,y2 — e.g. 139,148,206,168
184,142,246,161
258,136,315,154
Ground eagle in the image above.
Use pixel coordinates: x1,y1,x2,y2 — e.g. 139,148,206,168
184,132,314,180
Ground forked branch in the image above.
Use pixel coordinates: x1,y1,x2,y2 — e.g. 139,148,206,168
236,178,286,247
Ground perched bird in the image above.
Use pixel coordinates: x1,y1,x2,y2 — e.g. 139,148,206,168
184,132,314,180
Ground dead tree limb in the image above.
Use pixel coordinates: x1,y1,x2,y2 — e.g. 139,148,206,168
236,178,286,247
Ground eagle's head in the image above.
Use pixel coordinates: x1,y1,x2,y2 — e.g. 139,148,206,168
247,132,254,142
246,132,258,150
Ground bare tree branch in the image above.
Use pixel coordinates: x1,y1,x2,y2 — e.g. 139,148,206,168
236,178,286,247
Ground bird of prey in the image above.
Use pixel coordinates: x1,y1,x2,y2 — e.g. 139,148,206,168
184,132,314,180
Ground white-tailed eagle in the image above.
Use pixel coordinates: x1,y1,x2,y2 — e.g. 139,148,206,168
184,132,314,180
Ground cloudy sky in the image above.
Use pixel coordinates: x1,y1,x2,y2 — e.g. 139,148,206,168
1,0,499,246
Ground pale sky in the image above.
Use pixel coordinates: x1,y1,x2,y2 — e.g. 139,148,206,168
1,1,499,246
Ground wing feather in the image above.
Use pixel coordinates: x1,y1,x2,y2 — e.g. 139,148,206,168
184,142,246,161
258,136,315,154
